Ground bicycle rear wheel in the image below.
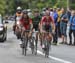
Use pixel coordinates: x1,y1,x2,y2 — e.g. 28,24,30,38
31,37,36,55
24,38,28,56
22,38,25,55
34,38,38,55
22,48,24,55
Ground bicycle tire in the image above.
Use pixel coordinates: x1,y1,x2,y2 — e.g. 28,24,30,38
22,37,25,55
22,48,24,55
44,40,49,58
24,37,27,56
31,37,35,54
35,38,38,55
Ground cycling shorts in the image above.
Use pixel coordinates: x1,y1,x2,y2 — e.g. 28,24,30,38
42,25,52,32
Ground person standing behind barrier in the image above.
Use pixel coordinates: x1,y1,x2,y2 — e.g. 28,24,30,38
69,10,75,45
50,8,54,17
52,8,58,45
60,8,68,44
57,8,62,37
66,9,71,20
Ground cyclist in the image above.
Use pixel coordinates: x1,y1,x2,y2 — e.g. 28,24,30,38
20,9,33,34
40,10,55,39
32,8,41,54
32,8,41,31
39,10,55,57
13,6,23,34
15,6,23,22
20,10,33,42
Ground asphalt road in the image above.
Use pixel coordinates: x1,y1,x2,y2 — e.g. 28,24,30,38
0,21,75,63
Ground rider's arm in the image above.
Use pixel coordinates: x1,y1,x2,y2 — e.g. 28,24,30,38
29,19,33,30
39,17,44,32
38,21,41,30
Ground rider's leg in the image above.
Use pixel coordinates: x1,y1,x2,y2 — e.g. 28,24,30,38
39,33,42,46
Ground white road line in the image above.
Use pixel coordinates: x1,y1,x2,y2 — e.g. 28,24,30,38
28,47,72,63
37,50,72,63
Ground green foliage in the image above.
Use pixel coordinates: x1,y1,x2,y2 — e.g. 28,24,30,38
70,4,75,9
56,0,67,8
0,0,74,15
37,2,44,9
0,0,6,15
7,0,15,14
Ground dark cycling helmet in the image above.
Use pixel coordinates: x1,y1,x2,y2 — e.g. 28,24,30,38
22,9,28,14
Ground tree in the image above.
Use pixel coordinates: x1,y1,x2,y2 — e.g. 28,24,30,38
0,0,6,15
0,0,70,15
57,0,67,8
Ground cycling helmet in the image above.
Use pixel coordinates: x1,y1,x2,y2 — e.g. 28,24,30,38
22,9,28,14
17,6,22,11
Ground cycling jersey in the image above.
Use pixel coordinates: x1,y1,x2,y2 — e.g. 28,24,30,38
41,16,54,32
20,18,32,30
15,12,23,21
32,16,41,31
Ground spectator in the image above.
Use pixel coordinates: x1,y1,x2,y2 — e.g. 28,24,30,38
50,8,54,17
60,8,68,44
53,8,58,45
57,8,62,37
66,9,71,20
69,10,75,45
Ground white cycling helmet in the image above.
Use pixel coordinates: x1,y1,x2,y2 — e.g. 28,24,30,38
17,6,22,10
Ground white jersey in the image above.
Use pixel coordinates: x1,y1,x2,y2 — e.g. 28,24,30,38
16,16,21,21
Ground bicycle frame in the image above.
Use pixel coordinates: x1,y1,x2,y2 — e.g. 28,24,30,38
41,31,52,58
30,30,38,55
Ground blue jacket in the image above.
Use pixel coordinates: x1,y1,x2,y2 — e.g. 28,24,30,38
53,11,58,26
69,16,75,30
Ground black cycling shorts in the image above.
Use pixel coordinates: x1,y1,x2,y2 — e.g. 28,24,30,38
43,25,52,32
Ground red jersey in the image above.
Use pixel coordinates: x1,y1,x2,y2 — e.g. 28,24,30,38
41,16,54,25
20,18,32,30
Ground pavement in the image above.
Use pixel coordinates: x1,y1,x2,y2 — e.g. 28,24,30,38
0,21,75,63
